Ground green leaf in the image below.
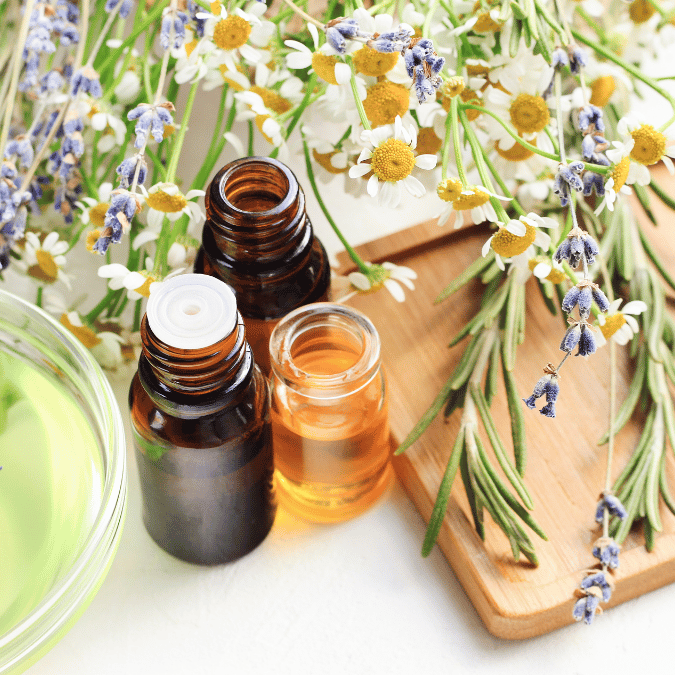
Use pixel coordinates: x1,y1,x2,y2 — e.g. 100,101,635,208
484,335,501,406
421,427,466,557
510,19,523,57
461,443,485,540
633,183,658,226
434,254,493,304
502,356,527,475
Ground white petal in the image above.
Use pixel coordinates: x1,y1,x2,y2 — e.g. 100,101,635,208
495,253,505,270
533,262,551,279
185,189,206,199
505,219,526,236
349,163,372,178
334,62,351,85
123,272,146,290
133,230,160,249
284,39,310,54
223,131,245,157
97,263,129,279
482,236,493,258
379,180,401,208
357,148,373,163
614,325,633,345
415,154,437,170
607,297,623,314
308,22,319,49
534,231,551,250
348,272,371,290
367,174,380,197
622,300,647,315
383,262,417,279
90,112,108,131
383,278,405,302
624,314,640,332
42,231,60,250
663,155,674,175
403,174,426,198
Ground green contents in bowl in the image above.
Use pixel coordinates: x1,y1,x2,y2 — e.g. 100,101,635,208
0,352,104,636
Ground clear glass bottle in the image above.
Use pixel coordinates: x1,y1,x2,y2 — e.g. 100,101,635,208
269,302,392,522
129,274,276,564
194,156,331,374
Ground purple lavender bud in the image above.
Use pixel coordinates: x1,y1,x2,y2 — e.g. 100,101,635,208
568,46,588,74
581,571,612,602
582,171,605,198
592,287,610,313
576,325,596,356
403,49,415,77
592,539,620,569
430,55,445,75
60,25,79,46
581,134,596,161
551,47,568,69
573,594,600,625
561,286,581,313
601,493,627,521
561,324,581,352
116,156,147,188
540,401,556,418
569,237,584,268
62,134,84,157
5,137,34,168
577,286,593,318
523,376,548,408
554,238,571,264
93,234,113,255
583,235,599,265
578,104,604,133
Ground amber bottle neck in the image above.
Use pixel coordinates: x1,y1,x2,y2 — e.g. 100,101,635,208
204,156,311,265
139,313,250,396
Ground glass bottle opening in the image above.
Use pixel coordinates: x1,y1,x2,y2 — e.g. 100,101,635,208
218,157,294,216
269,303,381,398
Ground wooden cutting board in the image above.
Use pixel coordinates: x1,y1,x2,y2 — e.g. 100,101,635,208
335,178,675,640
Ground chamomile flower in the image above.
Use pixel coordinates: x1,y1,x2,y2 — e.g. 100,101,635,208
98,259,184,300
348,116,437,208
594,157,633,214
284,23,351,85
197,2,265,71
89,106,126,152
606,116,675,183
437,182,509,229
76,182,114,229
482,213,553,270
235,90,287,155
348,261,417,302
15,231,71,288
144,182,205,229
596,299,647,347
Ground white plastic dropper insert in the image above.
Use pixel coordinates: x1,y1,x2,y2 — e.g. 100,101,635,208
146,274,238,350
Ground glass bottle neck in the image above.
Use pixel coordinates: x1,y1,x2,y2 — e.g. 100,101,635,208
204,156,311,266
139,313,250,396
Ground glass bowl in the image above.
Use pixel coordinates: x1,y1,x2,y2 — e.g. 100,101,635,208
0,289,127,674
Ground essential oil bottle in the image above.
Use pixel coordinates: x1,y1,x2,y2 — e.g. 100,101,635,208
194,156,331,374
129,274,276,564
268,302,392,522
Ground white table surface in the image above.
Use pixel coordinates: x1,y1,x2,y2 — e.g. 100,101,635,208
22,75,675,673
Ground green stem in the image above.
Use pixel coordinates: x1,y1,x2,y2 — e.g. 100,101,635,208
247,120,255,156
349,60,371,131
450,97,467,184
301,136,369,274
271,72,318,159
166,81,199,183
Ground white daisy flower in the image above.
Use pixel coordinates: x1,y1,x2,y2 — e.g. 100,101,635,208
596,299,648,347
97,259,185,300
89,108,126,152
348,261,417,303
15,231,72,288
348,116,437,208
144,183,206,230
284,23,351,85
481,212,554,270
76,182,114,228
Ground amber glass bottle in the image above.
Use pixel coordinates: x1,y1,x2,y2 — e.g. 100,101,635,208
129,274,276,565
269,302,392,522
194,156,331,373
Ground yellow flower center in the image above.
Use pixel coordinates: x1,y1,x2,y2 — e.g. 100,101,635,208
312,149,348,174
528,259,567,284
494,137,535,162
311,52,339,85
600,313,626,339
362,81,410,127
473,11,502,32
219,64,246,90
509,94,550,135
491,224,536,257
629,0,656,23
60,314,101,349
452,186,490,210
370,138,416,182
146,189,188,213
88,202,109,229
441,77,465,100
184,37,200,58
589,76,616,108
458,88,482,120
86,229,101,252
352,46,399,77
254,114,275,144
213,15,251,51
249,85,292,115
31,249,59,283
416,127,442,156
134,274,156,298
437,178,464,202
629,124,666,165
611,157,630,192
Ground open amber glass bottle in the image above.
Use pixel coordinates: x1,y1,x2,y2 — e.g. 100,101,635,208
129,274,276,564
269,302,392,522
195,157,331,374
